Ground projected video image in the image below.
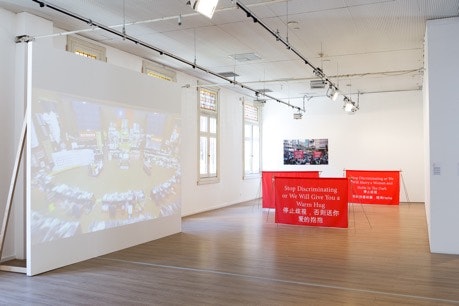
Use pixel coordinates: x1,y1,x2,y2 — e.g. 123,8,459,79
283,139,328,165
30,90,181,244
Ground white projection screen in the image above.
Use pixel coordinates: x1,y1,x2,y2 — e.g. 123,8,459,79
26,42,181,276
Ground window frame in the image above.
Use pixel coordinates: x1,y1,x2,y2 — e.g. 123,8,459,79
197,87,220,185
66,35,107,61
243,100,262,179
142,60,177,82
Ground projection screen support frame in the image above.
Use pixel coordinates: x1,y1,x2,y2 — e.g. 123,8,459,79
0,38,33,274
0,111,28,274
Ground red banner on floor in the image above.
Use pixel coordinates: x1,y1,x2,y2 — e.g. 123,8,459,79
274,177,348,228
346,170,400,205
262,171,320,208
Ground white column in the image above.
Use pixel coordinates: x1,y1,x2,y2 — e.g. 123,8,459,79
424,17,459,254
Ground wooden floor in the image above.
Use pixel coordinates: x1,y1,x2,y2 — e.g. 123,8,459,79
1,200,459,305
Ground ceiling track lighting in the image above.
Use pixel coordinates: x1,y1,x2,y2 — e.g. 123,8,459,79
326,84,339,101
30,0,302,114
343,98,357,113
235,1,359,110
343,93,360,114
253,92,267,104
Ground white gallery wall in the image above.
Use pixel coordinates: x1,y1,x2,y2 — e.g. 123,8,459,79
262,90,425,203
424,17,459,254
180,81,262,216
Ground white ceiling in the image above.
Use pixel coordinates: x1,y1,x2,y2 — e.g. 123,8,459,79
1,0,459,107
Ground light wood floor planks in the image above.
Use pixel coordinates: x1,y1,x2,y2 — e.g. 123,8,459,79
1,200,459,305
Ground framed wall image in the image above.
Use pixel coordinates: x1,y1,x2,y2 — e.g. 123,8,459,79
283,139,328,165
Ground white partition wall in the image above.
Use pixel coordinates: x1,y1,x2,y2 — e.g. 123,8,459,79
424,17,459,254
26,42,182,275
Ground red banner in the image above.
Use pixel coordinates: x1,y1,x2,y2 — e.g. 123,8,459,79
274,177,348,228
262,171,320,208
346,170,400,205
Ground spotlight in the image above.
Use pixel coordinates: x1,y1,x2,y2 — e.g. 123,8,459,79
255,99,266,104
189,0,219,19
178,15,182,26
343,98,358,113
326,85,339,101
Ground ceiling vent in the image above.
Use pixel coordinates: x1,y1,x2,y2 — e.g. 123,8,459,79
229,52,261,62
218,71,239,78
310,79,326,89
256,88,273,93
